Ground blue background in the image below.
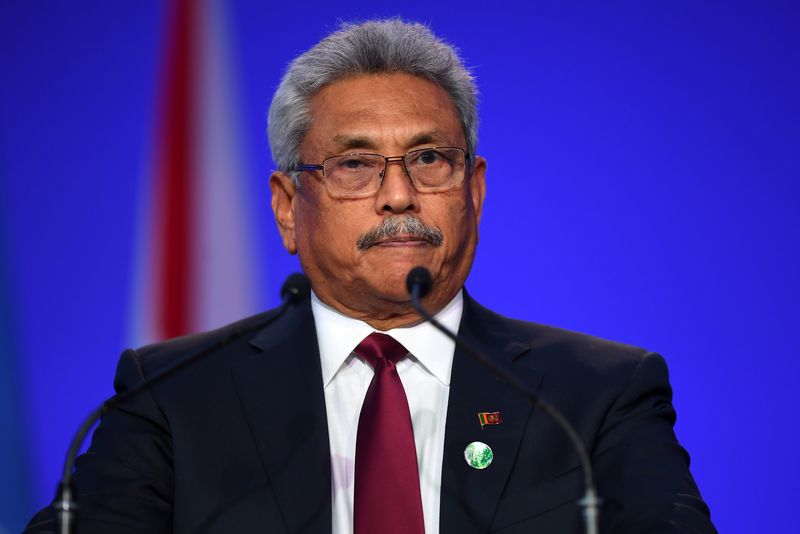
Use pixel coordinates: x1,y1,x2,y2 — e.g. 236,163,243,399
1,1,798,532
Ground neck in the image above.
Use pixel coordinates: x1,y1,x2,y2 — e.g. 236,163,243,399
312,289,458,331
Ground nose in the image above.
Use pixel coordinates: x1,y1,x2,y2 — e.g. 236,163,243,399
375,158,419,214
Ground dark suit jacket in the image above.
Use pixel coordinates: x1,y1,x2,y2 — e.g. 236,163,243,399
26,294,716,533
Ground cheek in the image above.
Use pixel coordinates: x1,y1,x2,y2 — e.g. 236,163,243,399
433,191,475,246
296,194,364,258
295,192,330,249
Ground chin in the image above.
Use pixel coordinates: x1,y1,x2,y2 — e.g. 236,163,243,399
363,269,415,301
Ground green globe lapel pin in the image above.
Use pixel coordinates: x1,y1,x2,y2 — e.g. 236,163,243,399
464,441,494,469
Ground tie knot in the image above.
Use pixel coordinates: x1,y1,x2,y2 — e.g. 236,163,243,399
355,332,409,367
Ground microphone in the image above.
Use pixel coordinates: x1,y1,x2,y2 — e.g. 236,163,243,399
406,267,600,534
281,272,311,302
406,266,432,299
54,273,311,534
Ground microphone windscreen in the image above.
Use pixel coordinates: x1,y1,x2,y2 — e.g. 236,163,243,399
281,273,311,302
406,267,433,298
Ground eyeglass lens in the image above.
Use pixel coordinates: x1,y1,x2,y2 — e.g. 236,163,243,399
323,147,465,196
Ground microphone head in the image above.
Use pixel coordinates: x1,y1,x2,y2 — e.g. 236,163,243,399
281,273,311,303
406,266,433,299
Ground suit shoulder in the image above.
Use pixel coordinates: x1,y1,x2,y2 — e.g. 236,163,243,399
127,307,284,378
466,296,653,372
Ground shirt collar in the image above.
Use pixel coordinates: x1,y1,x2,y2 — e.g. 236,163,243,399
311,289,463,387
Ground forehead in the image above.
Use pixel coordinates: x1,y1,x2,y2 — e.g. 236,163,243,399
303,73,464,154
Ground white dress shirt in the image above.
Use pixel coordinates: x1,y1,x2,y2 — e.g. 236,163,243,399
311,290,463,534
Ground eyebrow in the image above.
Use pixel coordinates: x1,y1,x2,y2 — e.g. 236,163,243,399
331,134,379,152
330,129,454,154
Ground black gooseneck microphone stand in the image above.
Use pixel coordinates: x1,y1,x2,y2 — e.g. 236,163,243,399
53,273,311,534
405,267,600,534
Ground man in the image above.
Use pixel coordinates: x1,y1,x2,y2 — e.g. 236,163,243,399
26,19,716,533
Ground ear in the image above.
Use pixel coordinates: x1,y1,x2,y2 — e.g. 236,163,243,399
469,155,487,224
270,171,298,255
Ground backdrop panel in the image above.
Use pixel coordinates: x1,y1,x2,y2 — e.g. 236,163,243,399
1,1,797,532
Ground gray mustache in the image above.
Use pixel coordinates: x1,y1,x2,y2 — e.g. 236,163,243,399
357,216,444,250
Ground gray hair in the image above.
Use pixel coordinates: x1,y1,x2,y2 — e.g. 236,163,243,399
267,18,478,182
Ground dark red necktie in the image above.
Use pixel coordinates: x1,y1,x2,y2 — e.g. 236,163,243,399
354,333,425,534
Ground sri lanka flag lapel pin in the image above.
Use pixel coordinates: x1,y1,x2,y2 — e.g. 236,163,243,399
477,411,503,428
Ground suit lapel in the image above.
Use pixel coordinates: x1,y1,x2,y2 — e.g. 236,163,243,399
231,300,331,534
440,295,543,533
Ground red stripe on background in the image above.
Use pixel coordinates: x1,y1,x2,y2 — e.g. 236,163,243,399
155,0,195,339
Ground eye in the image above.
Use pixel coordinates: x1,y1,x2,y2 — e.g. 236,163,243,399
417,149,443,165
331,154,380,172
340,157,369,169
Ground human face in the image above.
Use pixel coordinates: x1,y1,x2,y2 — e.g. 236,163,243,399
270,73,486,329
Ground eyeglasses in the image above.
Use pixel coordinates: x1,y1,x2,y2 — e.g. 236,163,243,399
290,146,469,199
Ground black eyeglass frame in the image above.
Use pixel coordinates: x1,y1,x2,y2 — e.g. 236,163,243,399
289,146,472,197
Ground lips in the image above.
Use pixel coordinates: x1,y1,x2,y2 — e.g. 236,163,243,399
373,235,430,246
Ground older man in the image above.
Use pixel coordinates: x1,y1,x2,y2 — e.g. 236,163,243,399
26,19,715,534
